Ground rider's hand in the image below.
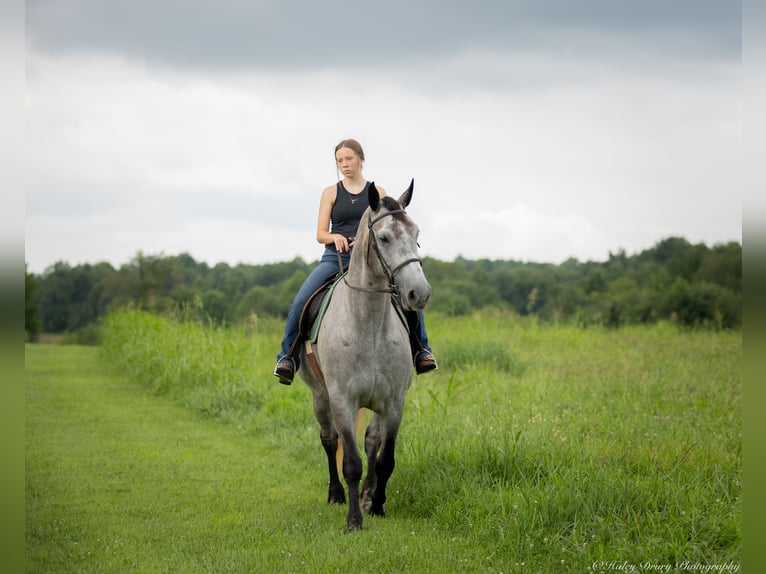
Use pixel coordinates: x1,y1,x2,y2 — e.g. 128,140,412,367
334,234,350,252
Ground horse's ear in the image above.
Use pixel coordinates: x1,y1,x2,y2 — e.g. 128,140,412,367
368,182,380,211
398,178,414,209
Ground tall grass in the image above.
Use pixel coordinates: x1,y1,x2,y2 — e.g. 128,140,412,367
101,309,285,424
101,308,741,569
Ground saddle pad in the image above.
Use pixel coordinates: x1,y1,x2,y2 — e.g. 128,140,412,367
308,275,343,343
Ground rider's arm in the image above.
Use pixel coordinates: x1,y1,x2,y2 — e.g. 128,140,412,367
316,185,349,252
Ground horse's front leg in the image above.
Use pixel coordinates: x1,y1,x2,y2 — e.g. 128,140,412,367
361,414,381,514
367,413,402,517
333,406,364,532
312,391,345,504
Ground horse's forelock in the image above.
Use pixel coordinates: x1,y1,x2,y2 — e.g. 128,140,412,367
381,196,408,222
380,196,399,211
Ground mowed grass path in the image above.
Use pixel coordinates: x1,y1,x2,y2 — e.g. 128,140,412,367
25,344,495,573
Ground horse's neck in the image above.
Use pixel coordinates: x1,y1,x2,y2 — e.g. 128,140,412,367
348,264,384,291
345,234,392,311
344,288,394,335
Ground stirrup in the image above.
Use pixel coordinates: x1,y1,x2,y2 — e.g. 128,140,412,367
273,357,295,385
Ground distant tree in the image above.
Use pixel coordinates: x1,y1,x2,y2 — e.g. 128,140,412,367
602,277,643,327
468,267,503,308
175,252,198,272
170,285,200,309
202,289,229,325
234,285,282,320
27,237,742,332
429,284,472,316
25,266,40,340
36,261,76,332
696,241,741,292
583,268,607,295
644,236,692,264
496,266,550,315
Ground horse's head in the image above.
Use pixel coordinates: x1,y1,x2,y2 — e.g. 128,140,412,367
362,179,432,311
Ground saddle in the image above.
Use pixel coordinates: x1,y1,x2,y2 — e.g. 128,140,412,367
298,273,345,344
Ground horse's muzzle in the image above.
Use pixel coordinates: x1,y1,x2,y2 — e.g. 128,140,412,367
404,283,431,310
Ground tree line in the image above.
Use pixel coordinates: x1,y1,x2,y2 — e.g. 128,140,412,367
25,236,742,341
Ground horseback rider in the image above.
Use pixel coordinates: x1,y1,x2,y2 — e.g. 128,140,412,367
273,138,437,385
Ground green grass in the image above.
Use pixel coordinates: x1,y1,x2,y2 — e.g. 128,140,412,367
26,310,742,572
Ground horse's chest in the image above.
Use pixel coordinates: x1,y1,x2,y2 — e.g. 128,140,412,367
328,332,408,364
318,319,410,379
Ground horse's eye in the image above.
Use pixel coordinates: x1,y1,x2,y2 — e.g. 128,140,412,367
379,234,390,244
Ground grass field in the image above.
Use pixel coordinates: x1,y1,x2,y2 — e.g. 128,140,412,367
26,310,742,573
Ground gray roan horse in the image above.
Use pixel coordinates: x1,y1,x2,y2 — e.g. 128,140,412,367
298,179,431,532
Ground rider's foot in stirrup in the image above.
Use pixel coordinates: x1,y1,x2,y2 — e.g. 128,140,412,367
273,357,295,385
414,350,438,375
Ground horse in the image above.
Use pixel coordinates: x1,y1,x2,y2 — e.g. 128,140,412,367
297,179,431,532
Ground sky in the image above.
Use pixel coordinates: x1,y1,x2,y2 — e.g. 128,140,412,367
24,0,744,274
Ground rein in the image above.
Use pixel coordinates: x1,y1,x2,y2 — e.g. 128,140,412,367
338,209,422,295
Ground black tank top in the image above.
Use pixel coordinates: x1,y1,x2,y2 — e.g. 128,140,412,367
328,181,369,249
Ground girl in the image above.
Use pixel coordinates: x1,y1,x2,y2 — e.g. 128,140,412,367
273,138,437,384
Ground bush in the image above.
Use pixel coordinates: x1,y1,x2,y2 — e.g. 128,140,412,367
664,279,740,329
59,323,103,346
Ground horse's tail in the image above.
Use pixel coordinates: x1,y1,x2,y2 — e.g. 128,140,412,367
335,408,369,473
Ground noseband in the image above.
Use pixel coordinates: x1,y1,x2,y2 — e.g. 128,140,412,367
339,209,422,295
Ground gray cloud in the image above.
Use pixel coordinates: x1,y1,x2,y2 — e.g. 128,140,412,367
24,0,742,273
27,0,740,71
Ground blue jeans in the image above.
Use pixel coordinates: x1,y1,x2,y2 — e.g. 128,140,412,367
277,248,431,369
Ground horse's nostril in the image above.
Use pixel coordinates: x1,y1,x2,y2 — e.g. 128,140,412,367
408,290,417,302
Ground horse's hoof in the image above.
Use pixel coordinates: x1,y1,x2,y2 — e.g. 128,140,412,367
346,522,363,534
363,492,386,517
361,492,373,514
328,485,346,505
369,503,386,517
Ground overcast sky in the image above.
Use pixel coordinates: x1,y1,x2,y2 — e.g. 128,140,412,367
24,0,743,274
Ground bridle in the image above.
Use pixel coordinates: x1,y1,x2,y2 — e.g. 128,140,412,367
337,209,422,295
